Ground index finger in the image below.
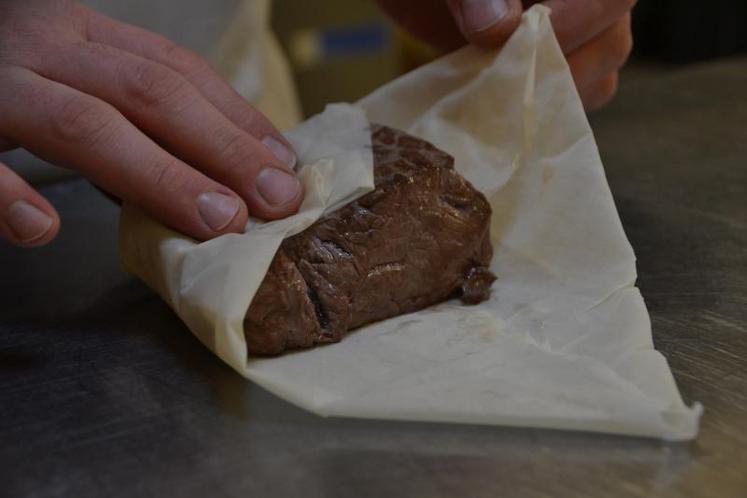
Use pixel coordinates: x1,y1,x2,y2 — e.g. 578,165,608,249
36,41,303,220
0,66,248,241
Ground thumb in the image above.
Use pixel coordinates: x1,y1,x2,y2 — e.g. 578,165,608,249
0,160,60,247
446,0,523,48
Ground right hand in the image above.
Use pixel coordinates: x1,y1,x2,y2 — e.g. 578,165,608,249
0,0,303,247
377,0,635,112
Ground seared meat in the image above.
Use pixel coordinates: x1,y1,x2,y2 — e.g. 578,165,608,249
245,125,495,355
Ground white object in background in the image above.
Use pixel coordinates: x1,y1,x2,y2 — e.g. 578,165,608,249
212,0,303,130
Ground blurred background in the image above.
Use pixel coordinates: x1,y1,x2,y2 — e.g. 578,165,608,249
270,0,747,116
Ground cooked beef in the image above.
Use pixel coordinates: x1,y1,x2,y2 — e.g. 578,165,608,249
244,124,495,355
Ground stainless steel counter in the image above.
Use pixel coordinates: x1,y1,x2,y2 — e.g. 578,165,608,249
1,58,745,498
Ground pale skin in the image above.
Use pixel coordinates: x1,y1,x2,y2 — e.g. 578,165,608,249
0,0,635,248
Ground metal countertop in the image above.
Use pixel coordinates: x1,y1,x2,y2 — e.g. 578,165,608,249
1,58,745,498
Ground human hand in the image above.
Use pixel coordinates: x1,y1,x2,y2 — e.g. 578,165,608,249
0,0,302,248
377,0,635,111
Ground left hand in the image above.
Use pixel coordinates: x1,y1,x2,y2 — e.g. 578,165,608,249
376,0,636,111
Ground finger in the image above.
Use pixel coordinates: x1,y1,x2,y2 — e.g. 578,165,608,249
542,0,637,53
34,41,302,219
446,0,524,49
0,66,248,241
578,72,619,112
0,160,60,247
566,14,632,88
83,9,297,166
92,183,122,205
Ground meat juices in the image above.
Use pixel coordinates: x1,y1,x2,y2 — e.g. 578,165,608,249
244,125,496,355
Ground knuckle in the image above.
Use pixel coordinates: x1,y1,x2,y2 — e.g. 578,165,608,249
171,49,208,78
234,108,262,133
622,30,634,61
148,157,181,193
178,50,209,77
122,59,189,108
614,29,634,68
598,74,619,104
231,105,277,139
50,96,116,146
153,36,207,76
600,87,615,105
582,73,619,112
217,131,260,171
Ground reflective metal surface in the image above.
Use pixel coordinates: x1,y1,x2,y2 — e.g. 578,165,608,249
1,58,745,497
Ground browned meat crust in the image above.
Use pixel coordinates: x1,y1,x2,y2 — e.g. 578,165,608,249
245,125,495,355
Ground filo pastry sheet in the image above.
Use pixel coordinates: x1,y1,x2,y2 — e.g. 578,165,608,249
119,6,702,440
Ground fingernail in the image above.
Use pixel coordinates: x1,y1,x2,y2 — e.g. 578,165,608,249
197,192,240,231
459,0,508,34
5,200,53,243
256,168,302,207
262,136,297,170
